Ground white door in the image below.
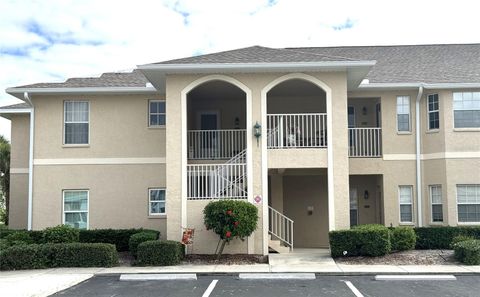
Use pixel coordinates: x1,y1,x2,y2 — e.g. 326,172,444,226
349,188,358,227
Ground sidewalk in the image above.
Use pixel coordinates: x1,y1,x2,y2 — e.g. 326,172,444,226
1,258,480,297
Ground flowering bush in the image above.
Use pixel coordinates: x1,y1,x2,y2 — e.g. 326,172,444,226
203,200,258,258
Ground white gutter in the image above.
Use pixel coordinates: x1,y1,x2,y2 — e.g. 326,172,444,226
415,86,424,227
358,82,480,90
25,92,34,230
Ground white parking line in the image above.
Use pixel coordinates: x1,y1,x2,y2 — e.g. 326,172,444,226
239,273,316,280
343,281,364,297
119,274,197,281
375,275,457,281
202,279,218,297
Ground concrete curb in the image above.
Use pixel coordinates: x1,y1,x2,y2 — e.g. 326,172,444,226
119,274,197,281
375,274,457,281
239,273,316,280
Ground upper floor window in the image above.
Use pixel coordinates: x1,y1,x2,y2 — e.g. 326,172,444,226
453,92,480,128
64,101,89,145
427,94,440,130
149,100,166,127
457,184,480,223
396,96,410,132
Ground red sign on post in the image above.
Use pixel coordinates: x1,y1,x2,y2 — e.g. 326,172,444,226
254,195,262,204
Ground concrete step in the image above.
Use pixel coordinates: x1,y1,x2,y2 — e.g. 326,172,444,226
268,239,291,254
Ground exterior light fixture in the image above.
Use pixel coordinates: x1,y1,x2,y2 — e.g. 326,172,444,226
364,190,369,199
234,117,240,129
362,106,368,115
254,121,261,146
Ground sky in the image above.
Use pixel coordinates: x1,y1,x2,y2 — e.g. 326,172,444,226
1,0,479,140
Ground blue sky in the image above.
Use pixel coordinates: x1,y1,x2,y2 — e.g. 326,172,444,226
1,0,479,139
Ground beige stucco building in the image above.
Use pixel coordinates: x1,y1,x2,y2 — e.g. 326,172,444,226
1,44,480,255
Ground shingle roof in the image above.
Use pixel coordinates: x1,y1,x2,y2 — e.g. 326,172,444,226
289,44,480,84
15,70,148,89
9,44,480,89
0,103,30,110
155,46,357,64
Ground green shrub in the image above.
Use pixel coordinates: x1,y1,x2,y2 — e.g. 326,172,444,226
129,231,159,258
454,239,480,265
329,224,391,257
414,227,480,249
391,227,416,251
0,243,118,270
0,244,48,270
0,228,17,239
79,228,160,251
4,231,34,245
451,235,475,249
0,239,8,250
43,225,79,243
136,240,184,266
203,200,258,257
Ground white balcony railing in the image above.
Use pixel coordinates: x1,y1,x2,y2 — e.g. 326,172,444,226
188,129,246,160
348,127,382,157
267,113,327,149
187,163,247,200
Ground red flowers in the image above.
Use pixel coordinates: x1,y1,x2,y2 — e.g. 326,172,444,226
226,210,233,216
234,221,239,227
225,231,232,238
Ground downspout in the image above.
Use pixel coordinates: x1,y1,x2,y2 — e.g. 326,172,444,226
24,92,34,230
415,85,424,227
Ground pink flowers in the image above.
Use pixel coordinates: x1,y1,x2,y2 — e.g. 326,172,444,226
225,231,232,238
226,210,233,216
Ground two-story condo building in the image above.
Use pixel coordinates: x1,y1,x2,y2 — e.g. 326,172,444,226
1,44,479,255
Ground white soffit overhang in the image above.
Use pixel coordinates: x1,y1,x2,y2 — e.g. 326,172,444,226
357,82,480,91
137,61,377,91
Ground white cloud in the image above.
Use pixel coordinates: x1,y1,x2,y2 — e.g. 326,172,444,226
1,0,479,140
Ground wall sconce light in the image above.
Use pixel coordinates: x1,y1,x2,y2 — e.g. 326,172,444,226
364,190,369,199
254,121,261,146
362,106,367,115
234,117,240,129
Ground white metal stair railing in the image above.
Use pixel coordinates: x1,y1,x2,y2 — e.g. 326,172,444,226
214,149,247,197
268,206,294,250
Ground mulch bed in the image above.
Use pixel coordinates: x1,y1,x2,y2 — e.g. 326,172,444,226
184,254,268,265
335,249,458,265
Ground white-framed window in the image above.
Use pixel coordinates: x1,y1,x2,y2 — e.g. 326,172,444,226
149,188,166,215
430,185,443,222
453,92,480,128
63,190,88,229
149,100,166,127
64,101,89,144
427,94,440,130
399,185,413,223
457,184,480,223
397,96,411,132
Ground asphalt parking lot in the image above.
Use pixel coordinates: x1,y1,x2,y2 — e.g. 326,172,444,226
52,274,480,297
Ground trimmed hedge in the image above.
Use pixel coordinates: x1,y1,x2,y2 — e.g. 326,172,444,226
454,239,480,265
0,243,118,270
391,227,416,251
136,240,184,266
129,231,159,257
43,225,79,243
329,224,391,257
414,227,480,249
79,228,160,251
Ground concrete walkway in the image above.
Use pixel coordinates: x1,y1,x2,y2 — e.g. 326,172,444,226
2,251,480,297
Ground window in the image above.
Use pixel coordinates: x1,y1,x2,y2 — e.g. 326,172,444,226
399,186,413,223
457,185,480,223
427,94,440,130
453,92,480,128
64,101,89,144
397,96,411,132
149,100,166,126
430,185,443,222
63,190,88,229
149,188,166,215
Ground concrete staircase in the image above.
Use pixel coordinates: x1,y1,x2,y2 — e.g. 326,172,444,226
269,235,291,254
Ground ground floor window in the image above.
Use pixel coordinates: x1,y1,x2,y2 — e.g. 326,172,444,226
149,188,166,215
457,184,480,223
63,190,88,229
399,186,413,223
430,185,443,222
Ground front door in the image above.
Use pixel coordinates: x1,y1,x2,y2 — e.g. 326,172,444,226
199,112,220,158
349,188,358,227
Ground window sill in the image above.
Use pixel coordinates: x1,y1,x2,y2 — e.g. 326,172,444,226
426,129,440,134
457,222,480,226
429,222,444,226
453,128,480,132
148,214,167,219
399,222,415,226
62,144,90,148
396,131,412,135
148,126,166,129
